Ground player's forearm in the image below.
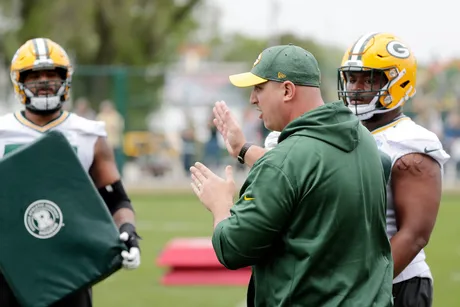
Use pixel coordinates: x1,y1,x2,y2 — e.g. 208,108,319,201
244,145,268,167
112,208,136,228
390,230,428,277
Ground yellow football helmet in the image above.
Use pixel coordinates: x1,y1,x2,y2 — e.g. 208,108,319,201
338,32,417,120
10,38,73,111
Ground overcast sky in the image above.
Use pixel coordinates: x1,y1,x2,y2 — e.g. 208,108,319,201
211,0,455,65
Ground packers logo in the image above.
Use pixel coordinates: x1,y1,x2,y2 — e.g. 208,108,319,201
386,41,410,59
253,53,262,67
24,200,64,239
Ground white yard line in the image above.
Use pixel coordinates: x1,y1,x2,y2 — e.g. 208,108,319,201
451,271,460,282
235,299,247,307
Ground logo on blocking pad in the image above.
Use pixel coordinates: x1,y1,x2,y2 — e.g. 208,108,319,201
24,200,64,239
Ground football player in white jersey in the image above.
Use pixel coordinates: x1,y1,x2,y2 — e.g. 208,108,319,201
338,32,450,307
0,38,141,307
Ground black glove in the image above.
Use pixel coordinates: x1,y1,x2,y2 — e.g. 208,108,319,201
119,223,141,250
119,223,141,270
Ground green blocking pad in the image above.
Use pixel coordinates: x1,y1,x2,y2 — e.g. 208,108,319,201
0,130,126,307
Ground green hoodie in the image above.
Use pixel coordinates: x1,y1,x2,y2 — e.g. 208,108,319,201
213,101,393,307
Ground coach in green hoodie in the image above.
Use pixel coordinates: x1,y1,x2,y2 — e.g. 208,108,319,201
190,44,393,307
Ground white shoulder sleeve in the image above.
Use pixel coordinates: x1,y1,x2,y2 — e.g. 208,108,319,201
0,114,16,133
67,114,107,137
264,131,281,150
379,121,450,167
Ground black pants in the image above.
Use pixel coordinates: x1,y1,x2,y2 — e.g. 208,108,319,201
393,277,433,307
246,275,433,307
246,274,255,307
0,273,92,307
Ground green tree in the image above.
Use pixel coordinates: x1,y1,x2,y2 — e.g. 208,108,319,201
0,0,203,130
0,0,201,65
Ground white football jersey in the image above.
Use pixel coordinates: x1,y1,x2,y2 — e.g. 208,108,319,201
0,111,107,172
372,116,450,284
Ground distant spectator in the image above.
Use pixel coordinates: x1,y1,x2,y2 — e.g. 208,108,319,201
444,112,460,141
444,112,460,179
73,97,96,120
96,100,125,172
242,106,262,145
203,108,221,171
181,122,197,176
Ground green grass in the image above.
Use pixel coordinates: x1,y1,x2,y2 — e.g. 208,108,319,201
93,192,247,307
93,191,460,307
426,193,460,307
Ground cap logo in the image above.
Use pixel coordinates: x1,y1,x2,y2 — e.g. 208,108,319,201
278,72,286,79
253,53,262,67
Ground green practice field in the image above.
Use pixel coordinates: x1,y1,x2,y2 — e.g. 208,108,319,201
93,190,460,307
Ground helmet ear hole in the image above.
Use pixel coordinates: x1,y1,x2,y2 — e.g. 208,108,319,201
400,80,410,88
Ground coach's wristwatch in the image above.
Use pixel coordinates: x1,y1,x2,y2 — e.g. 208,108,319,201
237,143,252,164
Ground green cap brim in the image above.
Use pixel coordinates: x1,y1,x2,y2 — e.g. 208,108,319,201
229,72,267,88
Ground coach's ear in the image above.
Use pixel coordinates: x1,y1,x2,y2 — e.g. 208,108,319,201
282,81,295,102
